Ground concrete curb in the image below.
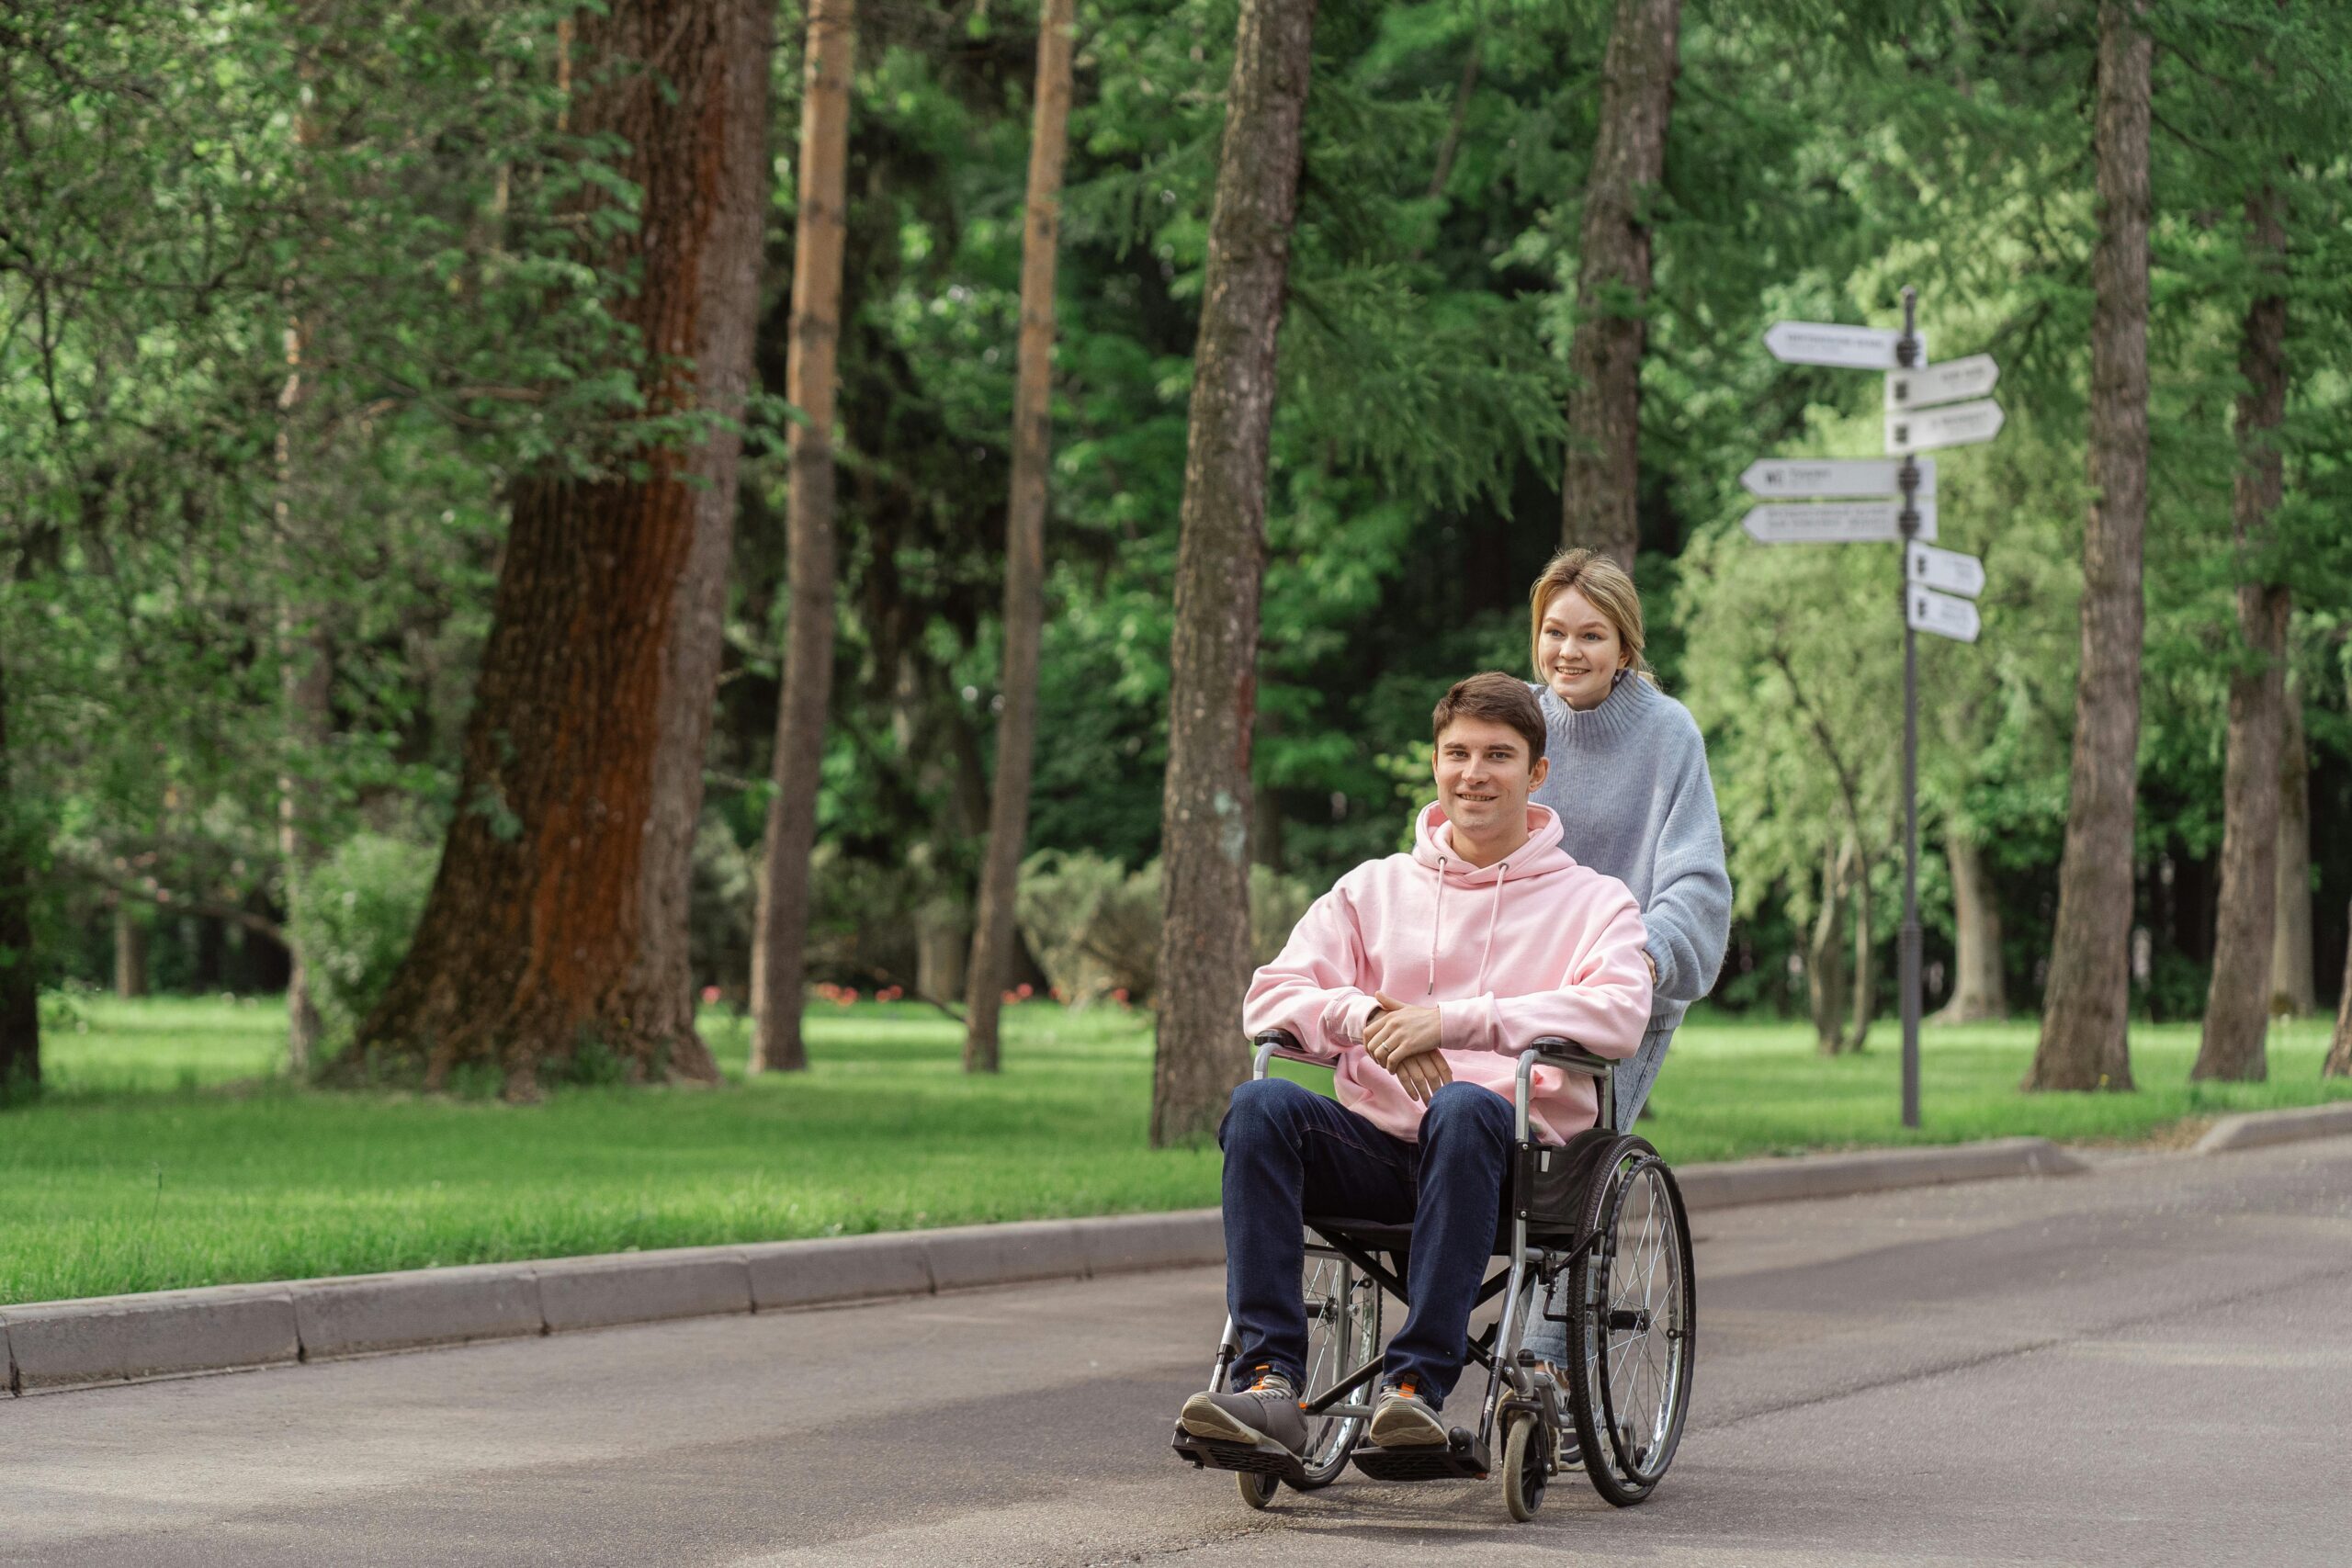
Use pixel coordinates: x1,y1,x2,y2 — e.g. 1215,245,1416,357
30,1111,2352,1401
1671,1135,2086,1211
2193,1100,2352,1155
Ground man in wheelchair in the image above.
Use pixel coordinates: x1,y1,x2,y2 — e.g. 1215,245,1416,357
1178,672,1653,1459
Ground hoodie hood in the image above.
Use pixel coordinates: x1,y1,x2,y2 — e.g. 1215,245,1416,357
1410,800,1577,883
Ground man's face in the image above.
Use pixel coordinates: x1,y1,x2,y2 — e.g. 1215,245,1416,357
1434,716,1545,839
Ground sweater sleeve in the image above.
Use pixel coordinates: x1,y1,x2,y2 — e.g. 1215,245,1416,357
1437,886,1653,1059
1240,880,1379,1061
1641,725,1733,1007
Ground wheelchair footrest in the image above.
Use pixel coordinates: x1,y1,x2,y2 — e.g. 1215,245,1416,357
1170,1426,1309,1483
1351,1427,1490,1483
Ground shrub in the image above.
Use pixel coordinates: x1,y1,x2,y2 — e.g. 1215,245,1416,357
288,832,440,1055
1017,852,1318,1009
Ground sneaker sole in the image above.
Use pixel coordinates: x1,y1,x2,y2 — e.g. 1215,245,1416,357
1368,1404,1447,1449
1179,1394,1273,1448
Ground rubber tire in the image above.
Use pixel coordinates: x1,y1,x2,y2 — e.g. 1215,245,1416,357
1502,1410,1547,1522
1565,1144,1695,1508
1238,1470,1280,1510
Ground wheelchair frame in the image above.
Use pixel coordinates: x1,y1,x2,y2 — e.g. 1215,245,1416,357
1171,1028,1695,1520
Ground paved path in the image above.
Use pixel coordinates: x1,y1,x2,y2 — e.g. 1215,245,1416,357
6,1136,2350,1567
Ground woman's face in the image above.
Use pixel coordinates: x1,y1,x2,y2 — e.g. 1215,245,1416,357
1538,587,1626,711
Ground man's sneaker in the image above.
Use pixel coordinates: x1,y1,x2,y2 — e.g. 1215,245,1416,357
1367,1378,1447,1449
1179,1368,1308,1455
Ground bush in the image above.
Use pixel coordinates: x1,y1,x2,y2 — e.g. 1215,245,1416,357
1017,852,1318,1009
288,832,440,1055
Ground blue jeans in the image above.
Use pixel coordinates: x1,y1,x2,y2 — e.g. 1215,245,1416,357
1217,1076,1513,1409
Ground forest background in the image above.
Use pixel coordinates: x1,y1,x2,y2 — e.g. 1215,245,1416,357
5,0,2352,1135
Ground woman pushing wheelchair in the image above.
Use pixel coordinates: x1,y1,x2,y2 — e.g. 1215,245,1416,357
1173,554,1727,1516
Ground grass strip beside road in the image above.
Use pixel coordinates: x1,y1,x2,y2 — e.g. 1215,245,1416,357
8,996,2346,1305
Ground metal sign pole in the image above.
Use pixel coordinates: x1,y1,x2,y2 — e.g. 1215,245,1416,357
1895,285,1922,1131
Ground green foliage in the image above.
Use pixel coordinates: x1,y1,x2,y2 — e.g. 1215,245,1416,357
1016,851,1315,1006
288,832,440,1055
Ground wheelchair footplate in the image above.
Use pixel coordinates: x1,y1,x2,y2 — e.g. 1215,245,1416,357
1350,1426,1491,1483
1170,1424,1314,1483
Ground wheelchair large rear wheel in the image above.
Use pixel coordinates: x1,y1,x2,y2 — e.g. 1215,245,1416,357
1285,1246,1382,1490
1565,1139,1694,1506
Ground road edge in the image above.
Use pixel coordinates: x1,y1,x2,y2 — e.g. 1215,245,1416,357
10,1111,2340,1400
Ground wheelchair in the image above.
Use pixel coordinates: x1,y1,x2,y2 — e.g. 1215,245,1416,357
1170,1029,1695,1522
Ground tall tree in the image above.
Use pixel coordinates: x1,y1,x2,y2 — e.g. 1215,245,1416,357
965,0,1077,1075
749,0,856,1076
2270,682,2314,1016
354,0,774,1094
2328,905,2352,1079
2195,184,2289,1083
1558,0,1681,570
1150,0,1318,1145
0,642,37,1104
1931,831,2007,1024
2027,0,2151,1094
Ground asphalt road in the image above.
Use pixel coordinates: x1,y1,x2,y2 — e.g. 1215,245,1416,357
6,1135,2350,1568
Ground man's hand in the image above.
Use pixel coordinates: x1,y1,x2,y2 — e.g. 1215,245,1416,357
1391,1048,1451,1104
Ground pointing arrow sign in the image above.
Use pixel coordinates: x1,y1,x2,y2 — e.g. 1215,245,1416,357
1740,457,1938,501
1885,354,1999,412
1765,321,1928,370
1906,541,1984,597
1907,585,1981,643
1885,398,2005,456
1745,499,1939,545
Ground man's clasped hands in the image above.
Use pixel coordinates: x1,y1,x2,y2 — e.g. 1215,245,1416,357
1363,992,1453,1104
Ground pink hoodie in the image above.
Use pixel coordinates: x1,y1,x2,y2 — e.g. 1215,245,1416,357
1242,801,1652,1145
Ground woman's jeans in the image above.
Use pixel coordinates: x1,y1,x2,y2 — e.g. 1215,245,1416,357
1218,1075,1511,1410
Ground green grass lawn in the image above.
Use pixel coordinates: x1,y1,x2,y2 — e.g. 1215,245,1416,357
6,993,2346,1305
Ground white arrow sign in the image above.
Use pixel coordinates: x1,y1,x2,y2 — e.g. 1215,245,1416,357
1906,541,1984,597
1740,457,1938,501
1885,398,2004,455
1907,585,1982,643
1765,321,1928,370
1745,499,1939,545
1885,354,1999,412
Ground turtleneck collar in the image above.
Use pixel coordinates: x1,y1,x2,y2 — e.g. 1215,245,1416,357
1538,670,1662,745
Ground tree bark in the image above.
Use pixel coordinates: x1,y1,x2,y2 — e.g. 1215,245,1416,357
1558,0,1682,571
965,0,1075,1075
750,0,856,1076
113,902,149,998
1931,829,2007,1024
2027,0,2150,1094
352,0,773,1096
2195,185,2289,1084
0,643,38,1103
2326,903,2352,1078
1845,840,1873,1053
1150,0,1317,1146
2270,681,2314,1016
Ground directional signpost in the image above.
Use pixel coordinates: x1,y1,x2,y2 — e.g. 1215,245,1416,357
1751,286,2001,1130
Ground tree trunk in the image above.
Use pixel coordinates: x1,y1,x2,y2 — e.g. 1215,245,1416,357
2027,0,2149,1095
2326,903,2352,1078
113,903,149,998
2195,185,2289,1084
1150,0,1317,1146
0,643,38,1104
1931,829,2007,1024
1558,0,1682,570
1807,840,1849,1054
750,0,855,1076
2271,682,2314,1016
1845,840,1873,1053
966,0,1075,1075
352,0,772,1096
919,894,969,1003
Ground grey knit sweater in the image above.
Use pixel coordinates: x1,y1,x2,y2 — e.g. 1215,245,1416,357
1526,674,1731,1121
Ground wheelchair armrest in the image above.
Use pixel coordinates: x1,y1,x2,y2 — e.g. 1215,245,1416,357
1521,1036,1614,1078
1250,1028,1325,1080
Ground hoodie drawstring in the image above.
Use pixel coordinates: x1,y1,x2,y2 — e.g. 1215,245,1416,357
1429,853,1511,997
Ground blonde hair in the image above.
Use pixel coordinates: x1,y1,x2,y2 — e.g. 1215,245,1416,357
1527,548,1655,685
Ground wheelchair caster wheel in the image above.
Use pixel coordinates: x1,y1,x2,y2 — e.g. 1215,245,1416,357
1238,1470,1279,1510
1502,1411,1548,1521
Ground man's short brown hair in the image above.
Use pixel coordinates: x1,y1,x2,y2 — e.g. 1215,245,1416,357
1431,671,1546,764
